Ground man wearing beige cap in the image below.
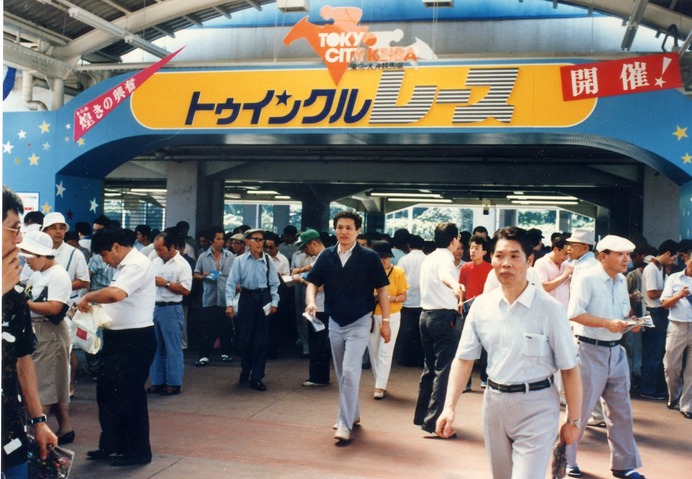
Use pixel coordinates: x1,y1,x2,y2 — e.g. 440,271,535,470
566,228,599,277
565,235,646,479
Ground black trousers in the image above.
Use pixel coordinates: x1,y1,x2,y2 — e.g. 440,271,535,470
413,309,459,432
395,306,424,367
97,326,156,457
307,312,331,384
238,291,269,382
197,306,234,359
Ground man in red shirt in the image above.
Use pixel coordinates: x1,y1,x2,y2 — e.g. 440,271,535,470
458,234,493,389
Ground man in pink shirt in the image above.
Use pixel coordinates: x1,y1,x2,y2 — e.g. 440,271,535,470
534,235,573,310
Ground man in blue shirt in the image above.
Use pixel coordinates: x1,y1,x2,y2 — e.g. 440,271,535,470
225,229,280,391
305,211,391,443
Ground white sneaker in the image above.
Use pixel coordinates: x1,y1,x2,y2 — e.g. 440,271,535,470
334,425,350,442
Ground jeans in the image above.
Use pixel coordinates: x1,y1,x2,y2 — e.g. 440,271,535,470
641,307,669,396
150,304,184,387
414,309,459,431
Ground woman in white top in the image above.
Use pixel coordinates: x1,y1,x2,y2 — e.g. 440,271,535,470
21,231,74,446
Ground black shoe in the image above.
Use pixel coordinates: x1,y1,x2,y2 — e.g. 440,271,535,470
681,410,692,419
86,449,115,460
110,454,152,467
667,399,680,410
146,385,164,394
160,386,181,396
250,380,267,391
58,431,75,445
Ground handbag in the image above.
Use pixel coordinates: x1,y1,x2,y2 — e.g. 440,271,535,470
68,304,113,354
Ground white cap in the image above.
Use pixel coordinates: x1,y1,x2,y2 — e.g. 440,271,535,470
596,235,636,253
18,231,55,257
566,228,595,245
41,212,69,232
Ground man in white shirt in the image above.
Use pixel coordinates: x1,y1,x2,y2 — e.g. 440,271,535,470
148,230,192,396
565,235,646,479
76,228,156,467
437,226,582,478
413,223,464,437
661,246,692,418
396,235,426,368
641,239,679,400
263,232,290,359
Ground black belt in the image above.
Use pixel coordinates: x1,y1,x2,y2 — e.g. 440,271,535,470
155,301,181,307
487,377,553,393
240,287,268,295
575,335,619,347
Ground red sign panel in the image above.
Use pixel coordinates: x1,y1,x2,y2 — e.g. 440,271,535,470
560,53,681,101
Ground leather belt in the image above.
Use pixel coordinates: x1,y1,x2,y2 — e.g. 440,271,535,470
155,301,181,307
575,335,619,347
487,377,553,393
240,287,268,294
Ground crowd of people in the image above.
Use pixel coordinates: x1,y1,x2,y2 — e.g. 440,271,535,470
2,183,691,478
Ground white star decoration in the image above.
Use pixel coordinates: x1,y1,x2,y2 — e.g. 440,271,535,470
3,141,13,154
655,77,665,87
65,123,71,130
42,142,51,151
89,198,99,213
56,181,66,198
18,130,26,139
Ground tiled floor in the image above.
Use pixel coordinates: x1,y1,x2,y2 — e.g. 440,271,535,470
63,351,690,478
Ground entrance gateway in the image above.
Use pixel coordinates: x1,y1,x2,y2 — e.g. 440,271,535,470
3,6,691,240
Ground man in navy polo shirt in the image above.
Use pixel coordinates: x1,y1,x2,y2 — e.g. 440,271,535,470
305,211,391,444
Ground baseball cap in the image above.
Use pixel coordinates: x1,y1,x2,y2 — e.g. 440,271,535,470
295,229,320,249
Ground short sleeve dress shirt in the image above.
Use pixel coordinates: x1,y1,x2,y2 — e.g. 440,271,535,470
153,252,193,303
662,271,692,322
104,248,155,330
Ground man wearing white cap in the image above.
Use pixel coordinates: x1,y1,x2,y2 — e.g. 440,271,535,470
40,212,90,302
565,235,646,479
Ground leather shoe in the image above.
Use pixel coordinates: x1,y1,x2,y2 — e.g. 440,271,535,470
251,380,267,391
146,385,164,394
110,454,152,467
58,431,75,445
160,386,181,395
681,410,692,419
86,449,115,460
667,399,680,410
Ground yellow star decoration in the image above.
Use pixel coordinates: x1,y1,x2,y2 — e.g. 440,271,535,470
14,157,21,165
41,202,52,213
683,153,692,164
77,138,86,146
28,153,39,166
39,121,51,134
673,126,688,141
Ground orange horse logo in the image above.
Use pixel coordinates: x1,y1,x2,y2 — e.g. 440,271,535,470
284,6,375,85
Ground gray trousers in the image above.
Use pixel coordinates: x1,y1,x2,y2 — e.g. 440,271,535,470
664,320,692,413
566,342,642,470
329,314,371,430
484,385,560,479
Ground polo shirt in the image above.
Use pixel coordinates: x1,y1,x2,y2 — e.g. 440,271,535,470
457,284,577,384
459,260,493,300
662,271,692,322
567,265,630,341
152,251,193,303
533,255,571,308
305,243,389,326
104,248,155,330
374,265,409,315
642,260,665,308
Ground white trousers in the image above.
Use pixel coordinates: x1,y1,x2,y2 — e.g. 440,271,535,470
329,314,371,430
368,312,401,390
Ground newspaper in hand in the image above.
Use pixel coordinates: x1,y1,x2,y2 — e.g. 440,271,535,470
623,315,655,333
302,312,326,332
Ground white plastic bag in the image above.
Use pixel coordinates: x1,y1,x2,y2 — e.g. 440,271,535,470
69,305,113,354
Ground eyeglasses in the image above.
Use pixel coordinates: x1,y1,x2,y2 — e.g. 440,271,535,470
263,244,276,249
248,237,265,243
4,226,21,238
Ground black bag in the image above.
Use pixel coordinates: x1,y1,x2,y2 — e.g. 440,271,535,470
46,303,70,325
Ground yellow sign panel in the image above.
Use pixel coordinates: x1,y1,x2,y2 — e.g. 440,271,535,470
131,64,595,129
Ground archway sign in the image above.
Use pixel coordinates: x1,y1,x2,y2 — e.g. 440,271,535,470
3,7,691,237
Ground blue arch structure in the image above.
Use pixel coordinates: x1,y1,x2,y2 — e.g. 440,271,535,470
2,58,691,237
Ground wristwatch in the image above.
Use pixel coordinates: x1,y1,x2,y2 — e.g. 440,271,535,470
566,417,582,428
27,414,47,425
165,281,171,288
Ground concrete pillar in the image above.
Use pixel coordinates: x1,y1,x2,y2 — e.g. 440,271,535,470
273,205,291,234
243,204,259,228
166,161,198,232
642,168,680,245
366,212,385,233
301,201,330,231
51,77,65,110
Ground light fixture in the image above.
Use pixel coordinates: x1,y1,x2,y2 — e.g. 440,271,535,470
224,193,241,199
506,195,578,201
371,192,443,198
275,196,292,200
247,190,280,195
131,188,167,193
511,200,579,206
67,6,169,58
388,198,452,204
422,0,454,7
277,0,310,12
